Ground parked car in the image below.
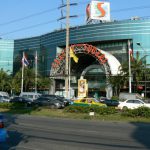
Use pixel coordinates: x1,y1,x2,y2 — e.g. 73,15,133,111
19,92,41,101
99,97,109,102
0,91,9,97
0,114,7,142
0,95,10,102
10,96,32,106
32,97,65,109
118,99,150,110
101,99,119,107
42,94,72,106
73,98,107,107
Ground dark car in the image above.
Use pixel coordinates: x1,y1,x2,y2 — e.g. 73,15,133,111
41,94,71,106
10,96,32,106
33,97,64,109
101,99,119,107
0,114,7,142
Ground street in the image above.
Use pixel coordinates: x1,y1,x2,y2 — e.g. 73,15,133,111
0,114,150,150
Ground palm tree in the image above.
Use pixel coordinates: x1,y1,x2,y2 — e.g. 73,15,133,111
108,51,146,96
120,51,147,92
108,73,126,96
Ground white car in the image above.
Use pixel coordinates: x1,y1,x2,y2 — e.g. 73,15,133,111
118,99,150,110
0,95,10,102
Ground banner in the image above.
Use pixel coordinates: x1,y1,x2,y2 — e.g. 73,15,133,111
78,79,88,98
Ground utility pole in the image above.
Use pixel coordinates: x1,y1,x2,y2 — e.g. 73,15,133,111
65,0,70,98
58,0,77,98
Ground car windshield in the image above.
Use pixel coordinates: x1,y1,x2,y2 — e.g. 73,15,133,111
3,96,9,99
93,99,99,102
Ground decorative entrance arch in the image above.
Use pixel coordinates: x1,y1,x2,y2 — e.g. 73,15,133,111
50,44,121,98
50,44,121,77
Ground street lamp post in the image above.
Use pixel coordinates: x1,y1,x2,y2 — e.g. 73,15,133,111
136,42,147,98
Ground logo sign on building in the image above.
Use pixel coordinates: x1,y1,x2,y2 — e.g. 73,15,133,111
87,1,110,21
78,79,88,98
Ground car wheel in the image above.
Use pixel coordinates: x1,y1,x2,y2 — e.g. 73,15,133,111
123,106,128,111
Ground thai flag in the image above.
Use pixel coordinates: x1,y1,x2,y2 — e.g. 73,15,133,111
128,41,134,61
22,54,29,67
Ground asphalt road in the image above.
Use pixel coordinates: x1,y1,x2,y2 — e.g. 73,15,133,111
0,114,150,150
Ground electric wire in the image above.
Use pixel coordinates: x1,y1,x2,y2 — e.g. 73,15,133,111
0,19,57,36
1,1,150,37
0,1,150,26
0,7,58,26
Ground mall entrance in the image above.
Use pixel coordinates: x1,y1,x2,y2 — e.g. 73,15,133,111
50,44,121,98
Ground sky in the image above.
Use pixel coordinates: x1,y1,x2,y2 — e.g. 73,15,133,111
0,0,150,40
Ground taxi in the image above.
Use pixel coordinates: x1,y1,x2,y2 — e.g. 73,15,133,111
73,98,107,107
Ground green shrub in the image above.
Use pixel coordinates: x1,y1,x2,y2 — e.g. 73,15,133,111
64,105,117,115
0,102,25,109
122,107,150,118
0,102,12,108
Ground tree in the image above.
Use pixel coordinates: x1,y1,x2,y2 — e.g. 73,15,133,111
108,51,147,96
38,77,52,92
108,71,126,96
130,51,146,88
12,68,52,94
0,69,11,92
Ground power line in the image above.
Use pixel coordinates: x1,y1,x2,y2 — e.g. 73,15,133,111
0,7,58,27
0,1,149,27
0,2,150,37
0,1,86,27
111,5,150,13
0,19,57,36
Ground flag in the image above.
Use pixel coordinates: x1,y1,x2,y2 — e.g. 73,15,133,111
128,42,134,61
70,47,79,63
22,53,29,67
35,51,38,63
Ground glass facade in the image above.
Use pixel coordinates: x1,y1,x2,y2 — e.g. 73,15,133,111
14,19,150,76
0,39,14,74
13,19,150,96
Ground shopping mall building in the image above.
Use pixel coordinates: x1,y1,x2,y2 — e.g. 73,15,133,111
12,18,150,98
1,1,150,98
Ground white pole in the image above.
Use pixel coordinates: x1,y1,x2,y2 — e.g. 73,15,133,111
21,52,24,93
128,40,132,93
35,50,38,93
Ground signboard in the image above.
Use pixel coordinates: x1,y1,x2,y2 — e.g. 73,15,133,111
87,1,110,21
78,79,88,98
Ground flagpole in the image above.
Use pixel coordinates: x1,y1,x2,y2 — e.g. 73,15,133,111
35,50,37,93
128,40,132,93
21,52,24,93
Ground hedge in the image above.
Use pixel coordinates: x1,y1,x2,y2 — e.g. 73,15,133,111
0,102,26,109
64,105,117,115
122,107,150,118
